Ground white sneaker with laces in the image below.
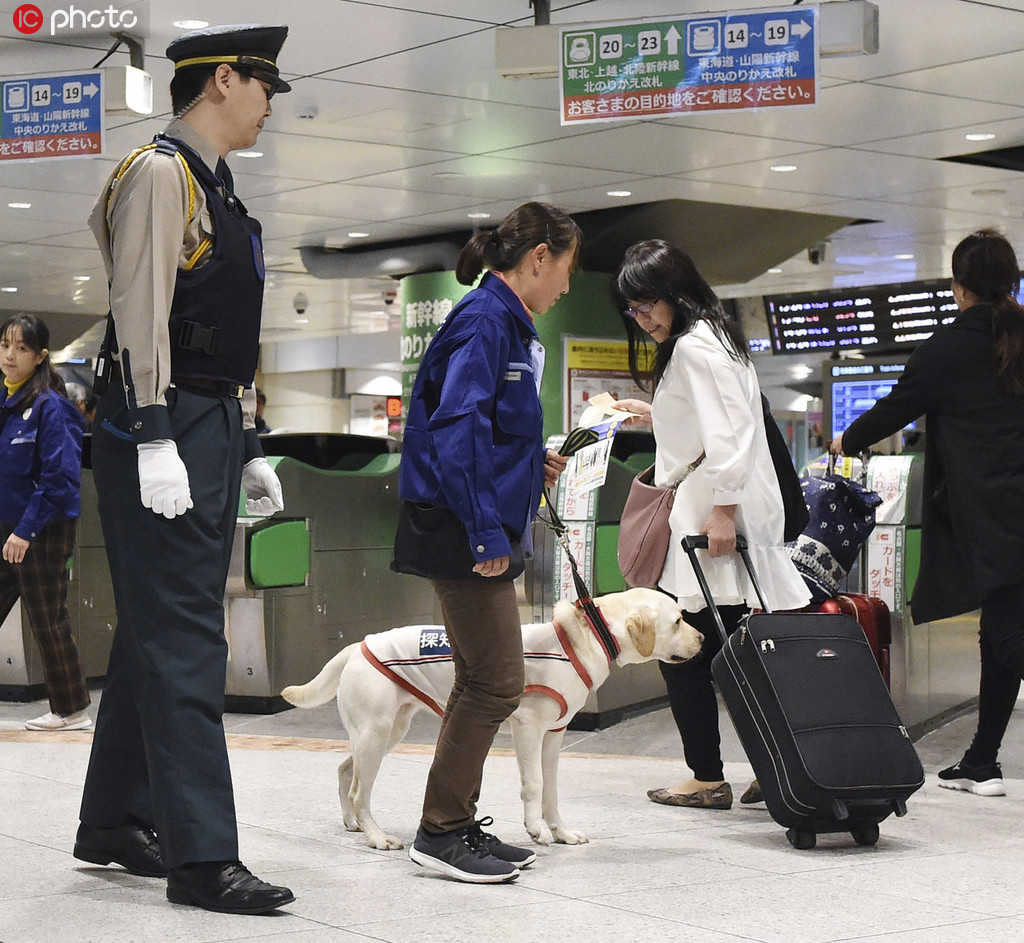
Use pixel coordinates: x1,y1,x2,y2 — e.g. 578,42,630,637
25,709,92,731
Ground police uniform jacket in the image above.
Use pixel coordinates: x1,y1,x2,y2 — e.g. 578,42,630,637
0,385,84,539
842,303,1024,622
399,272,546,564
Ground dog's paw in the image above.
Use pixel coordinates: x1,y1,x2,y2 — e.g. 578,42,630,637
366,833,404,850
527,823,554,846
552,826,589,845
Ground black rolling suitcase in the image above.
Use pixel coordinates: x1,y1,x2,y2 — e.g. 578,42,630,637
683,535,924,849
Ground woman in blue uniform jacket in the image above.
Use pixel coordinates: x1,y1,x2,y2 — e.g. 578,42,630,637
833,229,1024,798
393,202,580,883
0,314,90,730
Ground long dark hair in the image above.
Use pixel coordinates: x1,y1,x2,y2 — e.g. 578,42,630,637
610,239,749,392
0,314,66,407
455,201,582,286
951,229,1024,395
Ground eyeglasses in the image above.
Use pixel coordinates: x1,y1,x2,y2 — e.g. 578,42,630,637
623,300,658,319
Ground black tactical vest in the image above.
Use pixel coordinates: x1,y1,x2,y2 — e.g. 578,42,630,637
158,135,265,387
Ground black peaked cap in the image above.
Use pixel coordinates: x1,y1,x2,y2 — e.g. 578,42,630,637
166,23,291,94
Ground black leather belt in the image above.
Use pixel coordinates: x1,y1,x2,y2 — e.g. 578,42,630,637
104,364,244,399
172,376,245,399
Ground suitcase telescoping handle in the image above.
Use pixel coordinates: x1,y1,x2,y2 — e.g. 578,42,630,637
682,535,771,646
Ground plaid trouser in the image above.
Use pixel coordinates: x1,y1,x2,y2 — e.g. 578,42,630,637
0,517,90,716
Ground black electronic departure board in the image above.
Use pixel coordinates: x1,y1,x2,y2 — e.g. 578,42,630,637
764,278,958,355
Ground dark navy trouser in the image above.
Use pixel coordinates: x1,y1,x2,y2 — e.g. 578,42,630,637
79,386,243,869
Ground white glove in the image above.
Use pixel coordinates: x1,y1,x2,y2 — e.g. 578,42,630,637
137,439,193,519
241,457,284,516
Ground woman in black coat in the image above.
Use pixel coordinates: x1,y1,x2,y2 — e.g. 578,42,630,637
832,229,1024,798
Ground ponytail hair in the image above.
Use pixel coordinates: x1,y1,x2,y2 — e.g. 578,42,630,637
952,229,1024,395
0,314,63,407
455,201,581,286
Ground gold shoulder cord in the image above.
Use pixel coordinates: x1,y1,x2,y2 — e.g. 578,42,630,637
108,144,208,269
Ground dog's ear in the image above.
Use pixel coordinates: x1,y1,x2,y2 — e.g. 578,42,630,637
627,609,656,658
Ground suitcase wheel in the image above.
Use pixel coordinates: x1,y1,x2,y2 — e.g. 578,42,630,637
850,821,880,846
786,827,817,850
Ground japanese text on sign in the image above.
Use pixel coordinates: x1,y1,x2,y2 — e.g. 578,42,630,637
1,69,104,160
560,5,817,125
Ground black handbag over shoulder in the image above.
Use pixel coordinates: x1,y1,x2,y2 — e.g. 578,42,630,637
762,394,810,542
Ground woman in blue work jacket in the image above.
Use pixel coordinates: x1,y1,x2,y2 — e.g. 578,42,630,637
393,201,580,883
0,314,90,731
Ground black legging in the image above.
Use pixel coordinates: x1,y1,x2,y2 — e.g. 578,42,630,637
965,580,1024,767
659,603,748,782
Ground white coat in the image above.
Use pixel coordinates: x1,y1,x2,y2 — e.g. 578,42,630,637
652,320,810,613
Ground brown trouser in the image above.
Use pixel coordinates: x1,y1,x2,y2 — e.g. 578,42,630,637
0,518,89,716
421,578,525,833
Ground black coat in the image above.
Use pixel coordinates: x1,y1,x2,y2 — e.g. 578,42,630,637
842,304,1024,622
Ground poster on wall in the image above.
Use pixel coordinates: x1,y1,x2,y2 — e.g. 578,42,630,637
563,337,649,430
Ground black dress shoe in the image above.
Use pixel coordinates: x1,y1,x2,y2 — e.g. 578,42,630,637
74,822,166,877
166,861,295,915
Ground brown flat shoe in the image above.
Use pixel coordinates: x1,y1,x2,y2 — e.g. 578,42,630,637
647,783,733,810
740,779,763,804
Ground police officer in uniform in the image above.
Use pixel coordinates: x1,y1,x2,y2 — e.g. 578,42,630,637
74,25,293,915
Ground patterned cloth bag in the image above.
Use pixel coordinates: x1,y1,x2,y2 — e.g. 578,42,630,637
787,464,882,602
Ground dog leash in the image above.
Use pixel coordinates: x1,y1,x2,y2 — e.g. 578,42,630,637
538,427,620,663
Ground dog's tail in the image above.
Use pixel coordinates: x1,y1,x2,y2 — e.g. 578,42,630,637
280,644,357,708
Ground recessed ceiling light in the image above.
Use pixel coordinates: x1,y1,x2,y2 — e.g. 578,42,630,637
768,267,783,274
894,253,914,260
770,164,797,173
1,286,17,293
467,212,491,220
172,19,209,29
295,317,309,324
965,132,996,142
7,202,31,209
347,232,370,239
73,275,91,281
236,150,263,158
606,189,632,197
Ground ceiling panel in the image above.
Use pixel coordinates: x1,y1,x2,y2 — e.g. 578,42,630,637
2,0,1024,404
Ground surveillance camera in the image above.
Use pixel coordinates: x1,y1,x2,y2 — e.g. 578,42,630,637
293,291,309,315
294,101,318,120
808,242,827,266
383,288,397,306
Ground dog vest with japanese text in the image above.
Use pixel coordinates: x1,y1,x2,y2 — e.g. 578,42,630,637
360,621,594,728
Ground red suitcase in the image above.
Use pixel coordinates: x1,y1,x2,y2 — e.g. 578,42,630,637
817,594,891,689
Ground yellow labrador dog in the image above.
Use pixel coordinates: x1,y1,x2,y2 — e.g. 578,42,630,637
281,587,702,851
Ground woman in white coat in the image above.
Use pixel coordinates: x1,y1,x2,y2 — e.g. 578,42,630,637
612,240,809,809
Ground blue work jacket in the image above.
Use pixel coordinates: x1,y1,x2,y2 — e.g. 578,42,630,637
0,385,84,539
399,273,546,562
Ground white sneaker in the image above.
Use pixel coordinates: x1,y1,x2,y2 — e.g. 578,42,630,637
25,709,92,731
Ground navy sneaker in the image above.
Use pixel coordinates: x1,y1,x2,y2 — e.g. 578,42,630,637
937,758,1005,797
409,825,519,883
466,817,536,868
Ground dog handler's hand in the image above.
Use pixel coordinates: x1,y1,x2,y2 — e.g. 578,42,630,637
473,555,510,577
829,433,845,456
544,449,568,487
